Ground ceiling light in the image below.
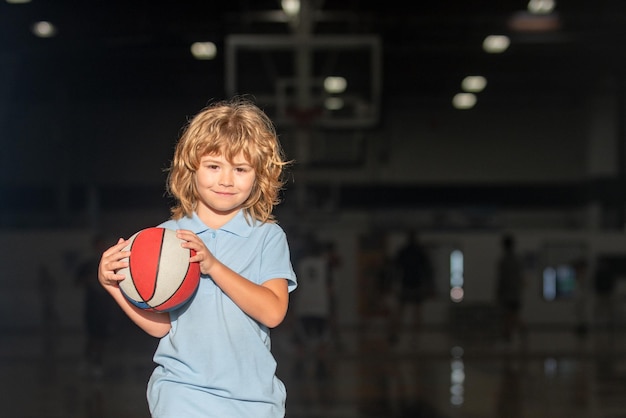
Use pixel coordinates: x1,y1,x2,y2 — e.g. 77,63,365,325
528,0,555,14
6,0,31,3
452,93,477,110
281,0,300,17
31,21,56,38
461,76,487,93
324,97,344,110
323,76,347,94
482,35,510,53
190,42,217,60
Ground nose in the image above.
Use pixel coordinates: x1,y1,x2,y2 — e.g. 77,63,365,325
218,169,234,187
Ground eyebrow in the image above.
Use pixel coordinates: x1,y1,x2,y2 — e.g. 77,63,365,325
201,156,251,167
232,161,253,167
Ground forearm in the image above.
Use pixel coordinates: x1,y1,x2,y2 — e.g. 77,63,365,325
209,261,288,328
106,286,172,338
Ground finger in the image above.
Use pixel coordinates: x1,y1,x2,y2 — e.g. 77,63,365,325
176,230,198,242
102,252,131,269
104,274,125,286
102,239,130,257
109,259,129,272
189,253,203,263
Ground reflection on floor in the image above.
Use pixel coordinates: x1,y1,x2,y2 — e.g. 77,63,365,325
3,317,626,418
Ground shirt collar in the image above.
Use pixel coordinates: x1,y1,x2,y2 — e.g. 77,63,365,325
176,210,254,238
220,210,255,238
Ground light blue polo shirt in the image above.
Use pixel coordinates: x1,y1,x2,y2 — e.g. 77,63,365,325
147,210,297,418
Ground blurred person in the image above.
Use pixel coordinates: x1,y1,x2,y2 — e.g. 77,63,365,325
572,257,590,337
39,263,59,322
388,229,434,347
593,258,616,332
75,233,114,378
495,233,526,343
292,237,333,379
324,240,343,350
39,262,60,382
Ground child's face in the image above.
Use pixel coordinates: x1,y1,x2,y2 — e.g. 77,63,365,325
195,152,256,217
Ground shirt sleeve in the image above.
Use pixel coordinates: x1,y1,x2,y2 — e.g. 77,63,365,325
261,225,298,292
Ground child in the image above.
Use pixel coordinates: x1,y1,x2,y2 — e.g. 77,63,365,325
97,97,298,417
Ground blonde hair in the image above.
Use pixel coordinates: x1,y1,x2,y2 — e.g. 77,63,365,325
166,97,290,223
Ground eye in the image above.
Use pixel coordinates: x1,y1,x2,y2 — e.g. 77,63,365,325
235,166,250,173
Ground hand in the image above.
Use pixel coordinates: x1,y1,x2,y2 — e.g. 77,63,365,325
176,229,217,275
98,238,130,288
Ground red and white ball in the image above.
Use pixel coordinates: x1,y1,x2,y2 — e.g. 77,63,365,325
117,227,200,312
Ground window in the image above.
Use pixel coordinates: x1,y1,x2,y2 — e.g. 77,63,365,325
450,249,464,302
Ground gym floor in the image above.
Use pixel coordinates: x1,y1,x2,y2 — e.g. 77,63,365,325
3,315,625,418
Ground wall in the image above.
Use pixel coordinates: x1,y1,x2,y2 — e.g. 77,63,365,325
1,96,591,189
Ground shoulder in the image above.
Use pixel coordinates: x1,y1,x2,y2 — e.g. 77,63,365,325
263,221,287,235
159,215,206,233
249,222,289,249
248,219,287,236
159,219,179,230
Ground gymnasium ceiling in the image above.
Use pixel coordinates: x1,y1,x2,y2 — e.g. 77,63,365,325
3,0,626,111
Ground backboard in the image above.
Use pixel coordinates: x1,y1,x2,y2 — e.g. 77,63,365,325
224,34,382,129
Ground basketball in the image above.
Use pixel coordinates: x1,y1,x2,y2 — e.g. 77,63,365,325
117,227,201,312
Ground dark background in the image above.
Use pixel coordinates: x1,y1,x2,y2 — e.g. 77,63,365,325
2,0,626,231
